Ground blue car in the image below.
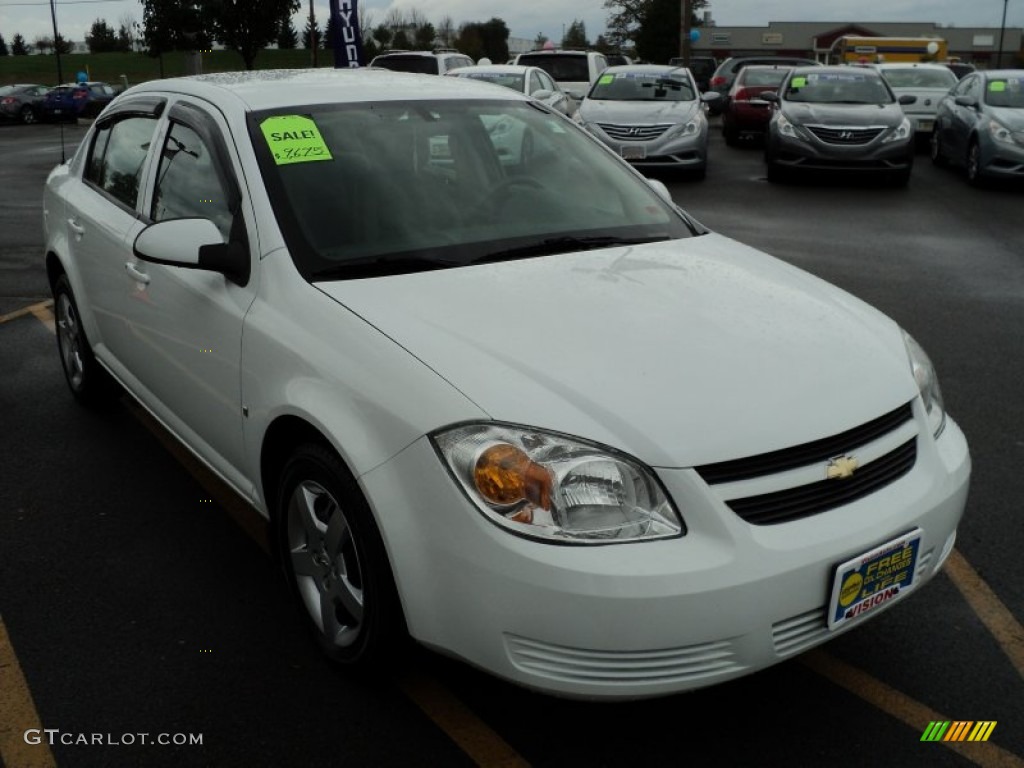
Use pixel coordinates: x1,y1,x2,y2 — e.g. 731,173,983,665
39,82,117,122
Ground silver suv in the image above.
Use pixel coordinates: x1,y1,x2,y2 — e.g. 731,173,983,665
369,50,475,75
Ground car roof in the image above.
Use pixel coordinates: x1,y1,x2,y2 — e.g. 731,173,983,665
874,63,953,70
605,64,692,76
450,65,533,75
791,65,882,77
121,69,530,113
980,68,1024,79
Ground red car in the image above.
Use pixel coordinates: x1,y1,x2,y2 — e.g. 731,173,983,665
721,65,792,146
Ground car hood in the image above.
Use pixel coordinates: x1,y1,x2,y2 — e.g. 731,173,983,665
783,102,904,127
988,106,1024,130
317,234,917,468
581,99,701,125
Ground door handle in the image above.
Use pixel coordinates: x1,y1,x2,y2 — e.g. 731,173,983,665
67,218,85,236
125,261,151,285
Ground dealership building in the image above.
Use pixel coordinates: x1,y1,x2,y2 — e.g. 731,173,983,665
691,21,1024,67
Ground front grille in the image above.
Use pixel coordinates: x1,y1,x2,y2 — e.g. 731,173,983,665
727,439,917,525
697,403,913,484
806,125,884,145
598,123,673,141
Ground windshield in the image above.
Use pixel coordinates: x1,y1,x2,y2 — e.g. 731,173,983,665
371,56,438,75
880,68,956,89
456,72,526,93
589,72,696,102
517,54,589,83
250,100,694,280
785,72,893,104
984,77,1024,108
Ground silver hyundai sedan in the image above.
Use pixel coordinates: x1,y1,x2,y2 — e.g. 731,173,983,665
574,64,720,178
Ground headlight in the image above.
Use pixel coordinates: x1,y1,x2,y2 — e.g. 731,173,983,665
903,332,946,438
432,423,684,544
988,119,1015,145
776,113,804,140
883,117,912,143
667,119,701,139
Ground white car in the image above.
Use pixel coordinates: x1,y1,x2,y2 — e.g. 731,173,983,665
447,64,577,117
874,62,958,140
513,49,609,102
44,69,970,700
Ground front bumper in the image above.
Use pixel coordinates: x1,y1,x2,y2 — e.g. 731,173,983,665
980,136,1024,179
585,125,708,170
767,128,914,173
360,413,970,700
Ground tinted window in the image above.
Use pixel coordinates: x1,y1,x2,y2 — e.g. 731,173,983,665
881,68,956,89
785,71,892,104
517,54,590,82
984,77,1024,108
152,122,234,239
372,55,438,75
590,72,696,102
85,116,157,209
739,68,790,87
458,72,526,93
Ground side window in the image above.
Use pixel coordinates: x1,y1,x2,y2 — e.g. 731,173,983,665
953,76,975,98
84,116,157,209
538,71,557,93
151,121,234,240
529,72,545,95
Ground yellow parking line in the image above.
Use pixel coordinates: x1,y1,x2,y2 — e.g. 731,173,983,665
802,650,1024,767
0,616,58,768
945,548,1024,680
31,304,56,335
0,299,53,326
398,672,530,768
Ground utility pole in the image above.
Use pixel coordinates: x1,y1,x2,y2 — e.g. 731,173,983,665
997,0,1009,69
679,0,692,64
309,0,318,68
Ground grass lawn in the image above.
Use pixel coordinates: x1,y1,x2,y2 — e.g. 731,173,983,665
0,49,334,88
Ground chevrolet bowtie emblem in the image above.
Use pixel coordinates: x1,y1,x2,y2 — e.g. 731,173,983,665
826,455,859,480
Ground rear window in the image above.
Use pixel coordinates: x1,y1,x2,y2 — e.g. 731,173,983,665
880,68,956,89
517,54,590,82
371,55,439,75
739,68,790,87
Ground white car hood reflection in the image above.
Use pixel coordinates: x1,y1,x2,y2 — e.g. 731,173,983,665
582,99,701,126
317,234,917,468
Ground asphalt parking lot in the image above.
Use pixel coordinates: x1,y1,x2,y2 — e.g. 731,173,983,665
1,117,1022,768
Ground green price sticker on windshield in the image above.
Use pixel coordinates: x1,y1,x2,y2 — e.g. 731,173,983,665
989,81,1006,92
260,115,333,165
791,77,807,88
599,74,614,85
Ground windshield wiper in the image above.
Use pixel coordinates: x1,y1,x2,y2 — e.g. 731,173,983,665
470,235,670,265
310,254,462,281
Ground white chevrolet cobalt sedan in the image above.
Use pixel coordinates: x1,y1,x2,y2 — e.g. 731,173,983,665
44,69,970,700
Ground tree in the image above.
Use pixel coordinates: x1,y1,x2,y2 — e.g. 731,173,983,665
34,37,53,55
391,29,410,50
204,0,301,69
0,34,8,56
303,19,321,49
277,16,298,49
562,19,588,49
604,0,707,62
54,33,72,54
372,23,391,50
87,19,119,53
323,13,338,49
457,18,509,63
12,33,28,55
116,24,134,52
142,1,211,57
533,33,549,49
414,22,436,50
593,34,616,55
437,16,456,48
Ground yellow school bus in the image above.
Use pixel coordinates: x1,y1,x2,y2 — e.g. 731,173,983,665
831,36,948,64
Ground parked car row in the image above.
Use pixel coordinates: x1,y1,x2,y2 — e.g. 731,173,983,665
0,80,118,125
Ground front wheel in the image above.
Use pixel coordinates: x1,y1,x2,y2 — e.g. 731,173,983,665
966,140,985,186
277,444,405,668
21,106,37,125
53,274,117,406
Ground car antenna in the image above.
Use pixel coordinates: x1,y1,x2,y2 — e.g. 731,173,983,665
48,0,67,163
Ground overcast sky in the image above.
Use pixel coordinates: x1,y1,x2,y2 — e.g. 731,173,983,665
2,0,1022,52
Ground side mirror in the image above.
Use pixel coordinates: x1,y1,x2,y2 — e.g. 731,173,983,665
134,218,249,286
532,89,553,100
898,94,917,105
646,178,674,205
954,95,978,108
701,91,723,103
760,91,780,104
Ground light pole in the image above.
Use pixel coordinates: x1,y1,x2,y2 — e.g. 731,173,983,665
679,0,692,63
998,0,1009,68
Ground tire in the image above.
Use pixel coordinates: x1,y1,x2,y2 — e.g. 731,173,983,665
277,443,405,669
723,123,740,147
20,106,37,125
53,274,117,407
929,130,947,167
765,158,787,184
966,140,984,187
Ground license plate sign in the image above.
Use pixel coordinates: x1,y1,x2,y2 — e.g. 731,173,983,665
917,120,934,132
621,145,646,160
827,529,922,630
